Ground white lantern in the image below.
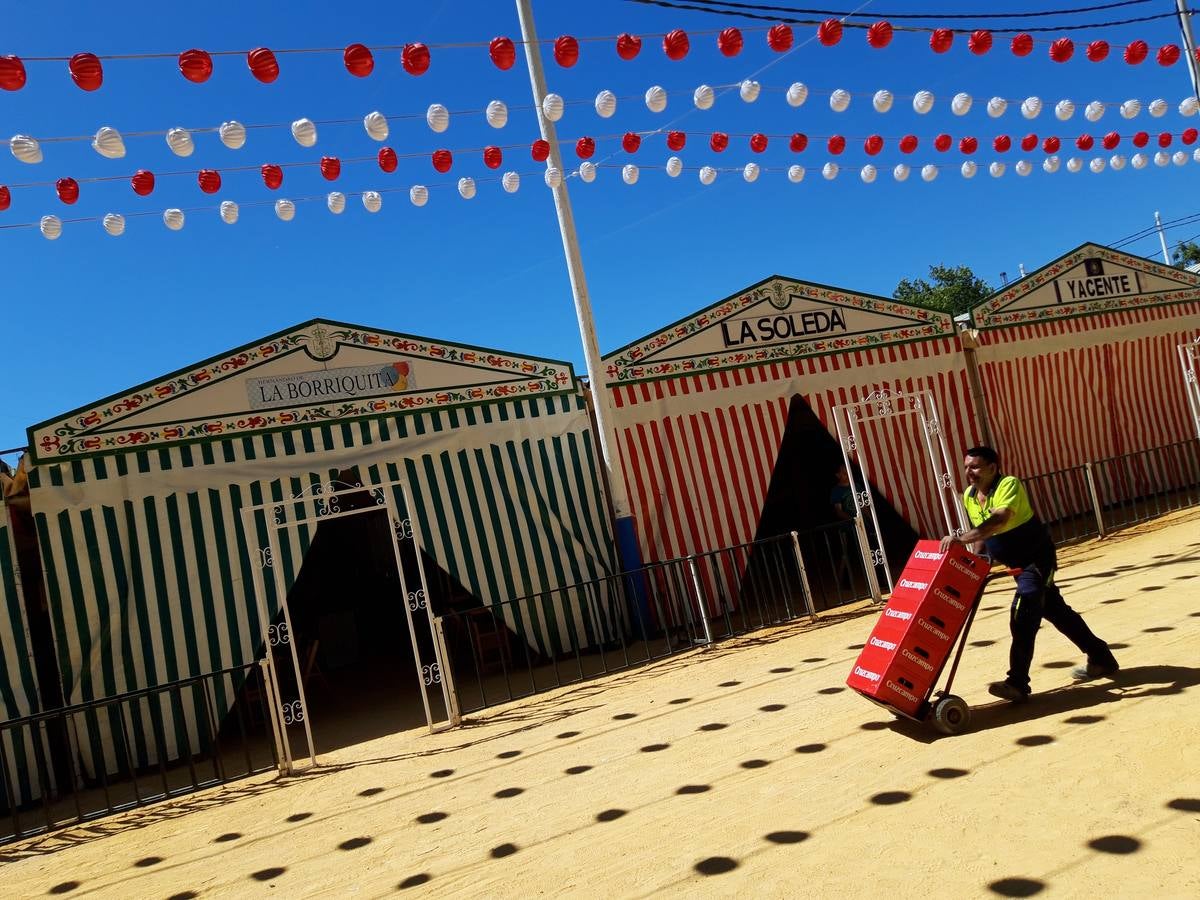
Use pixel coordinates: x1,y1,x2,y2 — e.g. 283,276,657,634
1149,98,1168,118
92,126,126,159
291,118,318,147
1084,101,1104,122
102,213,125,236
486,100,509,128
986,97,1007,118
1180,96,1199,117
989,161,1006,178
219,120,247,149
860,164,877,183
1153,150,1169,166
822,162,839,180
541,94,564,122
912,90,935,114
1120,99,1141,119
458,177,476,199
327,192,346,213
502,171,521,193
699,166,717,185
578,162,596,183
1195,148,1200,163
1044,156,1061,173
645,85,667,113
362,191,383,212
1021,97,1043,119
739,80,761,103
275,199,296,221
410,185,429,206
951,93,972,116
1174,150,1188,166
1067,157,1083,173
1131,152,1149,169
163,208,185,230
1016,159,1032,176
622,164,640,185
873,90,893,113
1110,154,1127,170
544,167,563,189
666,156,683,177
829,89,851,112
744,162,761,183
893,163,910,181
587,91,613,120
787,165,806,183
363,111,389,142
39,215,62,240
166,127,194,157
786,82,808,107
961,160,977,178
426,104,450,133
220,200,239,223
1089,157,1106,173
10,135,42,164
921,164,938,182
1055,99,1075,121
693,84,714,110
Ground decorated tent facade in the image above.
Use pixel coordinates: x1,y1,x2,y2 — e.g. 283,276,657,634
23,319,616,776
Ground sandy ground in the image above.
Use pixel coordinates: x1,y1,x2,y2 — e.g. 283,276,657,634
4,512,1199,899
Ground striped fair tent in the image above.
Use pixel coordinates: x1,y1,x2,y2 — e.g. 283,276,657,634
25,320,616,777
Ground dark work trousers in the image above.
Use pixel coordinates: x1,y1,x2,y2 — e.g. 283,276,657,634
1007,563,1115,689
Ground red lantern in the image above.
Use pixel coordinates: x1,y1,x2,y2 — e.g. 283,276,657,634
554,35,579,67
131,170,155,196
622,132,642,153
827,135,845,155
1124,40,1148,65
959,137,978,155
378,147,398,173
0,185,9,211
616,33,642,60
663,29,689,61
320,157,341,181
817,19,842,47
1049,38,1074,63
1086,40,1109,62
867,21,893,49
710,132,729,153
262,164,283,189
1101,132,1120,150
768,24,793,52
930,29,954,55
968,30,992,55
1011,33,1033,57
666,131,686,151
198,169,221,193
1158,44,1181,66
1132,131,1149,148
484,146,503,168
934,133,952,152
1043,136,1061,153
1076,134,1094,151
69,52,103,91
899,135,918,154
56,177,79,205
718,27,743,57
1021,133,1039,152
402,43,430,75
247,48,279,83
179,49,213,83
750,133,769,153
489,36,516,71
343,43,374,77
432,149,453,172
864,135,883,156
0,56,26,91
575,137,595,159
1158,132,1173,148
789,133,808,153
1182,128,1198,145
993,135,1011,153
531,140,550,162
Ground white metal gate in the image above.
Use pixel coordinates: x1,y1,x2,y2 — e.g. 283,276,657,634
242,478,460,774
1180,338,1200,440
831,388,967,594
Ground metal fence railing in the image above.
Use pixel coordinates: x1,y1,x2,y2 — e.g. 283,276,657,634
1,661,278,847
1023,465,1102,546
1091,438,1200,532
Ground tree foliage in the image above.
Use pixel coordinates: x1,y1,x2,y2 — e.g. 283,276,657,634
893,264,993,318
1172,241,1200,269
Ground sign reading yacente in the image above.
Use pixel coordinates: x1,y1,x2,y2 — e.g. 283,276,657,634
248,362,413,410
720,307,848,347
1052,258,1141,304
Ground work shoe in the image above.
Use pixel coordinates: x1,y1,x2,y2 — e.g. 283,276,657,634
1071,660,1120,682
988,680,1031,703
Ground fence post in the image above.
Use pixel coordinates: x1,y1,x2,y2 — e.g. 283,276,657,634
789,531,819,623
1084,462,1107,539
686,556,714,645
433,617,462,727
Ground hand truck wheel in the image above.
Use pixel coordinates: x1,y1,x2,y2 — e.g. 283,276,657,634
931,694,970,735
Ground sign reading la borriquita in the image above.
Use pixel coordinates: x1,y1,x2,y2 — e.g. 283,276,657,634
247,362,413,410
720,308,847,347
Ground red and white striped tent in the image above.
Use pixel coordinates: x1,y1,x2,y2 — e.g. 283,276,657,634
969,242,1200,499
603,276,982,566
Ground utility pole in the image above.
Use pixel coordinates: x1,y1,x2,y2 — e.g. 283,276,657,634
1155,210,1172,265
1176,1,1200,101
514,0,644,578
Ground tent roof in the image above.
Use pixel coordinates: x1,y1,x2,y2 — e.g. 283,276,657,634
971,241,1200,329
28,318,577,464
602,274,956,387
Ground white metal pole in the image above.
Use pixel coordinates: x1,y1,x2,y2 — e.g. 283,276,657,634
1155,210,1172,265
1176,1,1200,101
514,0,643,573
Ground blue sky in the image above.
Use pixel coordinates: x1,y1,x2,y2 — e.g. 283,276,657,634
3,1,1199,455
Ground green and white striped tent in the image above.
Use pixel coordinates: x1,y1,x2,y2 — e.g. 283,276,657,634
24,320,617,776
